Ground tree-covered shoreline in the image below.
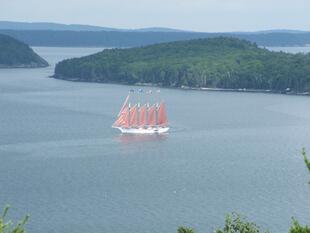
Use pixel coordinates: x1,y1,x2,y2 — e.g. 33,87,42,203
54,37,310,93
0,34,48,68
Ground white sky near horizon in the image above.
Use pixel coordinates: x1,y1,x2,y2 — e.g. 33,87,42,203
1,0,309,32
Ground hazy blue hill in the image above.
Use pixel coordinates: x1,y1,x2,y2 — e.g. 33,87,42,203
135,27,187,32
0,30,212,47
1,29,310,47
0,21,186,32
0,21,122,31
2,21,310,47
54,37,310,93
236,32,310,46
0,34,48,68
236,29,309,34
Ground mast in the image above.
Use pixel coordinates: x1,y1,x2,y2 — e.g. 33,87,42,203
146,103,149,127
128,103,131,128
137,103,140,127
155,89,161,127
155,103,159,127
148,105,156,127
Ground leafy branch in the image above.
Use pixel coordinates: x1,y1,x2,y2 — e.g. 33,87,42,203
0,205,29,233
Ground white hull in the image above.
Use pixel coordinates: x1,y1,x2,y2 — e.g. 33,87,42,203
113,126,169,134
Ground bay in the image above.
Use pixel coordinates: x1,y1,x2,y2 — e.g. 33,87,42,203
0,46,309,233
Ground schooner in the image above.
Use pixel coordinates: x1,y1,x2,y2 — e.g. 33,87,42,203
112,90,169,134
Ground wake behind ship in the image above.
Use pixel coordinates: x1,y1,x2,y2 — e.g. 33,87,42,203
112,90,169,134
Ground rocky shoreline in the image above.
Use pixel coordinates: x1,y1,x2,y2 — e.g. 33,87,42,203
182,86,310,96
0,63,49,68
52,75,310,97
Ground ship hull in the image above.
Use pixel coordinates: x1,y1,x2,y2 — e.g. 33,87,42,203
113,126,169,134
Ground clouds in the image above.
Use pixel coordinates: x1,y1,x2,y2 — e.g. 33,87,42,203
0,0,309,31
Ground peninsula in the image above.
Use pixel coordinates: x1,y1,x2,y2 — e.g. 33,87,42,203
0,34,48,68
54,37,310,93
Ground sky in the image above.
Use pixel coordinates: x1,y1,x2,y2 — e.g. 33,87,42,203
1,0,310,32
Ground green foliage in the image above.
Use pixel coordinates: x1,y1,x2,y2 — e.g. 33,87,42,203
177,213,267,233
289,149,310,233
216,213,266,233
177,226,196,233
0,34,48,67
0,205,29,233
215,213,265,233
290,218,310,233
302,148,310,175
55,37,310,93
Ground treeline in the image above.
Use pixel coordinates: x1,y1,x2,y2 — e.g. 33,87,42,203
2,30,310,47
55,37,310,93
0,34,48,68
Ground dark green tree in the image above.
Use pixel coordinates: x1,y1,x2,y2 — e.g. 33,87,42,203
215,213,266,233
177,226,196,233
302,148,310,178
0,34,48,68
289,149,310,233
290,218,310,233
54,37,310,94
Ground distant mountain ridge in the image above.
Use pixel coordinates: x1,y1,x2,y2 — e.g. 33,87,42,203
1,29,310,47
1,21,308,34
1,21,310,47
0,21,186,32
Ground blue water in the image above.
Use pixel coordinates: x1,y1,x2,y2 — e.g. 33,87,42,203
0,47,309,233
267,46,310,54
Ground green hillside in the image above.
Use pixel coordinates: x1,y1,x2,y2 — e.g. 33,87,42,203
0,34,48,68
54,37,310,93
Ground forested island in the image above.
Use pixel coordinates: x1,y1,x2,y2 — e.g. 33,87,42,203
0,34,48,68
54,37,310,93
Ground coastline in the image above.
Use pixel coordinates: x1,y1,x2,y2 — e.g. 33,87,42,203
180,86,310,96
0,63,49,69
52,75,310,97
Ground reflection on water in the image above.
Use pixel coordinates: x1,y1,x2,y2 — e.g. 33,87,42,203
116,133,168,144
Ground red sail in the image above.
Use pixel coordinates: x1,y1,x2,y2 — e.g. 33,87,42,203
139,105,147,127
157,102,168,126
148,105,156,126
118,94,130,116
113,107,129,127
129,105,138,127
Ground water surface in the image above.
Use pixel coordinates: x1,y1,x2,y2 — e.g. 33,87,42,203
267,46,310,54
0,47,310,233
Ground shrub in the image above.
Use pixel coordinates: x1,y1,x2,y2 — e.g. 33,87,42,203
0,205,29,233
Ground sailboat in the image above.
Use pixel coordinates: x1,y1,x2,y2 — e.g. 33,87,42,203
112,91,169,134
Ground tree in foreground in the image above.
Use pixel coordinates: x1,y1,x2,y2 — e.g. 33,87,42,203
215,213,265,233
178,213,266,233
290,218,310,233
0,205,29,233
178,226,196,233
301,148,310,183
289,148,310,233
